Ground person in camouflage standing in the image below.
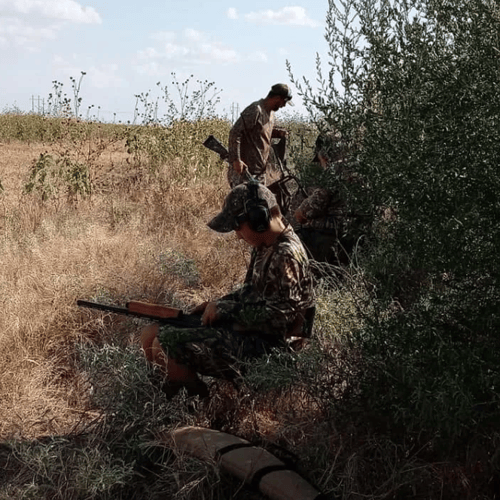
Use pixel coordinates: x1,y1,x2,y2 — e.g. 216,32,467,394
140,181,315,397
227,83,293,187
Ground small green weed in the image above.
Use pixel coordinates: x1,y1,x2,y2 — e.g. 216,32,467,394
23,153,91,202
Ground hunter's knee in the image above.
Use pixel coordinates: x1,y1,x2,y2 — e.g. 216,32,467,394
140,323,160,362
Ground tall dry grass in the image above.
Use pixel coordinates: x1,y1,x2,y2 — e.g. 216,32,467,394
0,134,247,440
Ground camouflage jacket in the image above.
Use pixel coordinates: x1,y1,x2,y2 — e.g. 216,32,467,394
296,187,347,231
216,225,315,337
228,99,284,178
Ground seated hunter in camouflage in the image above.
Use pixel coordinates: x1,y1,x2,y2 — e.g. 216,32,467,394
293,132,362,266
157,181,315,379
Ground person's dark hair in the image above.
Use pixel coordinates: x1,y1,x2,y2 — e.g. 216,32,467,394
266,83,293,102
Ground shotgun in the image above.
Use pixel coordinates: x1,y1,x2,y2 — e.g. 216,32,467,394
203,135,229,162
77,300,203,327
203,134,291,173
202,135,307,214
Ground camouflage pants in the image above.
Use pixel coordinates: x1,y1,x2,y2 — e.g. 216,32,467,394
157,325,285,380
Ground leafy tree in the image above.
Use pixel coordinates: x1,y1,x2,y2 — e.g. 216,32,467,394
290,0,500,438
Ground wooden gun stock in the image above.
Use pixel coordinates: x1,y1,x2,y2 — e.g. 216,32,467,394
126,300,182,319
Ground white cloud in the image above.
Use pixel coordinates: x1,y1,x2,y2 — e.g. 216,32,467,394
52,55,124,90
184,28,203,42
135,29,240,75
150,31,176,43
0,0,101,50
135,61,162,77
164,42,189,58
245,6,321,27
227,7,238,20
0,0,101,23
88,64,124,89
201,43,238,63
51,53,85,79
137,46,161,59
248,51,268,63
0,17,58,50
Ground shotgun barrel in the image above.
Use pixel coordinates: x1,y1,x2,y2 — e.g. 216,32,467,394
77,300,203,327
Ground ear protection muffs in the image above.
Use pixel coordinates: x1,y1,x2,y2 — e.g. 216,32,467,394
234,180,271,233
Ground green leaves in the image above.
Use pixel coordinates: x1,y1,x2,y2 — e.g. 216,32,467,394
290,0,500,441
24,152,91,202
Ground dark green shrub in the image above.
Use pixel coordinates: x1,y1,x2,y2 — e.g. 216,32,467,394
290,0,500,441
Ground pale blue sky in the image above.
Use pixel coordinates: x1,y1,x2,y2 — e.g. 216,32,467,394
0,0,330,122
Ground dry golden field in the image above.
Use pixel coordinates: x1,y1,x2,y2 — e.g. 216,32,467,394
0,132,250,441
0,120,361,499
0,119,375,500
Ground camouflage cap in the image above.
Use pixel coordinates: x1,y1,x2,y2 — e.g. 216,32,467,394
269,83,294,106
208,182,278,233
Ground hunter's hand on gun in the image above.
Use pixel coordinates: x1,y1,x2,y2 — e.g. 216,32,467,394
233,159,248,175
199,302,249,330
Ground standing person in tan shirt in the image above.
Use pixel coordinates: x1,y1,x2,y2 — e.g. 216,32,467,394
227,83,293,187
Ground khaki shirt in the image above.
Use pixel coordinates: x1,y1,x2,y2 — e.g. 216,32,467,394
228,99,276,178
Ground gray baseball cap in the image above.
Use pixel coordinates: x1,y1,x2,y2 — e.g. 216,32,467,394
208,182,278,233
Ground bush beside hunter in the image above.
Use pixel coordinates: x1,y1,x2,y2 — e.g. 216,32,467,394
290,0,500,444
